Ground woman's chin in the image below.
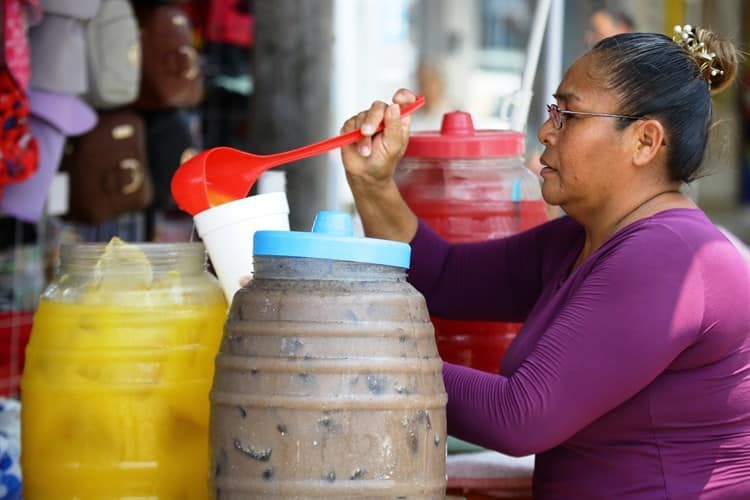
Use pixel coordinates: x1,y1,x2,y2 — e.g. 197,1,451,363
540,181,560,205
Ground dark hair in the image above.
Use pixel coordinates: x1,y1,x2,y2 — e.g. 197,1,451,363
591,30,738,182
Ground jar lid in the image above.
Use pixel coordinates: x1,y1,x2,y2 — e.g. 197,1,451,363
404,111,525,158
253,211,411,268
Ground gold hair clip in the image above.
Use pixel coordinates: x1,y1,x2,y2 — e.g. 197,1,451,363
673,25,724,81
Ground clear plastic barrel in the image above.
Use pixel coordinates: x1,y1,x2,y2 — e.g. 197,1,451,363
396,151,548,374
211,256,447,499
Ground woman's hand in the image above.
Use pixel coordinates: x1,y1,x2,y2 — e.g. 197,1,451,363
340,88,416,187
339,89,419,243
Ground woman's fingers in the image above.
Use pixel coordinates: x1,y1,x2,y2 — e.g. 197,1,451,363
380,103,409,159
361,101,388,135
341,114,358,134
349,110,370,156
352,101,385,157
341,91,416,164
392,88,417,105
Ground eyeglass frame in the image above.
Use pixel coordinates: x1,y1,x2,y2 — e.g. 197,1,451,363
546,103,646,130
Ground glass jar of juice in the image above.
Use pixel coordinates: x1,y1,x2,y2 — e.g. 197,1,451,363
21,238,227,499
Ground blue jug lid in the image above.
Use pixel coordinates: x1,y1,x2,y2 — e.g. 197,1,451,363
253,210,411,269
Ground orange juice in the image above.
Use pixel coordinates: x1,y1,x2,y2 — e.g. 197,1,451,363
21,240,227,499
206,188,237,207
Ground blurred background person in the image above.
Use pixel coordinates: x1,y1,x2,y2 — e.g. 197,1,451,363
410,56,454,131
585,2,635,47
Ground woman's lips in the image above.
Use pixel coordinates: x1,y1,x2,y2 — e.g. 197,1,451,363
540,166,556,176
539,159,557,175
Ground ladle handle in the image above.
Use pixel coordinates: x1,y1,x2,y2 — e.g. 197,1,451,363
262,95,426,168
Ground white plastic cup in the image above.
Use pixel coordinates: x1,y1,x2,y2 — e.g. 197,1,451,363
257,170,287,194
194,192,290,303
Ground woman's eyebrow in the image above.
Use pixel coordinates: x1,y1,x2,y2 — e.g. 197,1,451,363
552,92,581,102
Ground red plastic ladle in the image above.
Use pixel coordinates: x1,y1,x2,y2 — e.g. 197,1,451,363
171,95,425,216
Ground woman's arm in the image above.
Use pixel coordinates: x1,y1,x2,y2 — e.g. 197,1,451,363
442,225,704,456
408,216,582,322
341,89,419,243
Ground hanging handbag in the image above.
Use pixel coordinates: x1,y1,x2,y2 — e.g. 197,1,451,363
62,109,153,224
134,4,203,110
0,2,39,191
28,0,100,95
83,0,141,109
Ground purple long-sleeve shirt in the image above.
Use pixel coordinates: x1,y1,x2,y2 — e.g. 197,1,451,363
408,208,750,499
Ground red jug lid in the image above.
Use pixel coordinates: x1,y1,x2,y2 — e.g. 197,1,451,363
404,111,525,158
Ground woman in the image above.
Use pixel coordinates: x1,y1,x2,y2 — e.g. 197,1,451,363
341,27,750,498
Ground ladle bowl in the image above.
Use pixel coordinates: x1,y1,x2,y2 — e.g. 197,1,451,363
171,95,425,216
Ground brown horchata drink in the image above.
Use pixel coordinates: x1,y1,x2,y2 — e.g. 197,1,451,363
210,221,448,499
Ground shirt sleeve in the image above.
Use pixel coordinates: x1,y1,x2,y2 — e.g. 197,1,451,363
407,217,583,322
441,223,705,456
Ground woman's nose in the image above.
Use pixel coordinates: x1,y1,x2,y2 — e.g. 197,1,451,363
537,118,556,147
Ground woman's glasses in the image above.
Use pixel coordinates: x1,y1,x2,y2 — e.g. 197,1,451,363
546,104,645,130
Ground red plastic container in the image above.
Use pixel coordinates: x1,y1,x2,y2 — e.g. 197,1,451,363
0,310,34,396
395,111,548,373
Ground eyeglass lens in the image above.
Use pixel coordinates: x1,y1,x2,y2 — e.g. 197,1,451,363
547,104,561,129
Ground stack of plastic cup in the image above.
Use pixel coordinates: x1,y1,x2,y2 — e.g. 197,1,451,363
194,192,290,303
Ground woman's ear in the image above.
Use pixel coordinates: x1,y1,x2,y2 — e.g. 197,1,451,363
633,119,666,167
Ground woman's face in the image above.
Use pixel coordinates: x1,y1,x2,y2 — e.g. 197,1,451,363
537,54,635,217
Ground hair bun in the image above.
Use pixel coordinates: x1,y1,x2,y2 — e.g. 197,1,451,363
672,25,738,94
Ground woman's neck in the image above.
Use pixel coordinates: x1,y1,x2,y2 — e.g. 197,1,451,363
573,188,695,269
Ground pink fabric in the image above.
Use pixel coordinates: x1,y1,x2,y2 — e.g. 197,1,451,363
206,0,253,47
3,0,40,90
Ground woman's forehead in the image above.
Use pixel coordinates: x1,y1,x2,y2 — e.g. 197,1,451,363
556,55,609,103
